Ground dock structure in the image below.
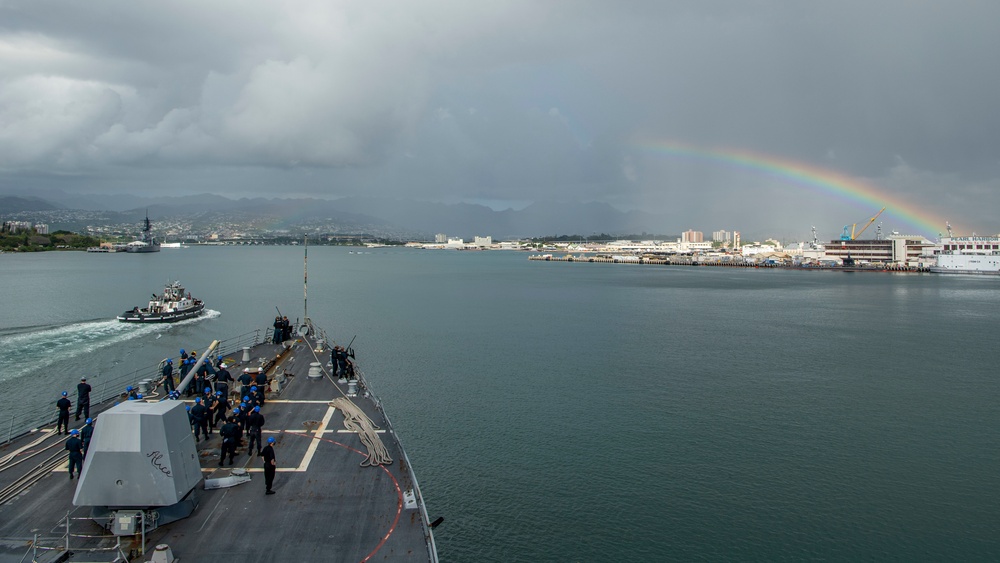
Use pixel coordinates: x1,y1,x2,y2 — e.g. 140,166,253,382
527,254,931,272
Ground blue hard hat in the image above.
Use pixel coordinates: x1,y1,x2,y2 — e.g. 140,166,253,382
217,355,223,360
127,386,133,391
61,391,67,396
204,388,211,393
251,386,257,391
267,437,275,443
243,396,250,402
195,397,201,403
240,403,247,409
180,349,185,354
85,418,92,424
70,429,79,435
216,391,223,396
137,393,143,399
167,358,172,363
186,405,190,411
254,406,260,412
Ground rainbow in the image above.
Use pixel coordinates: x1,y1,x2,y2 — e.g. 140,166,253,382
634,139,948,237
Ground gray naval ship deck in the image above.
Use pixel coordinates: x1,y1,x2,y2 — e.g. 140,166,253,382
0,325,438,562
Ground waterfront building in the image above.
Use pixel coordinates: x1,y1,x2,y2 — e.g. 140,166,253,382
823,235,935,266
474,236,493,247
435,233,447,243
712,230,731,243
446,237,464,248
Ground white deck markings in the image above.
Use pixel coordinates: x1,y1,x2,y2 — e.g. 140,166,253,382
221,404,338,472
296,404,336,471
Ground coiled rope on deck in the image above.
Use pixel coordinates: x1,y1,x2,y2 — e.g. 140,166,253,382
303,332,394,468
331,397,393,467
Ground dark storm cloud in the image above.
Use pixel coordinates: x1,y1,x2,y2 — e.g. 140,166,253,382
1,0,998,236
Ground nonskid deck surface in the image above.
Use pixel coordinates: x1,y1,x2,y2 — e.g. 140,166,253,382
0,336,431,562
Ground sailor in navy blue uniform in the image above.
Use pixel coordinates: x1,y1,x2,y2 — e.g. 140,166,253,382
80,418,94,457
213,390,229,428
232,404,246,446
75,377,91,421
205,388,220,434
239,369,253,399
161,358,175,393
253,374,267,406
66,429,83,479
214,364,231,399
190,397,208,442
219,416,239,466
262,436,277,494
273,316,283,343
56,392,72,435
247,406,265,456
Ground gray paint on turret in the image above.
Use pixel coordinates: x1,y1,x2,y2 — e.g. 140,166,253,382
73,400,202,508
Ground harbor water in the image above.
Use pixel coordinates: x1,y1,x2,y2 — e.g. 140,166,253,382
1,247,998,561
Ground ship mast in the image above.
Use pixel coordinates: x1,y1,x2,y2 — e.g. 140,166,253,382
303,234,308,325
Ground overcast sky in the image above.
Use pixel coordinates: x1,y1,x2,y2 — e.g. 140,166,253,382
1,1,998,238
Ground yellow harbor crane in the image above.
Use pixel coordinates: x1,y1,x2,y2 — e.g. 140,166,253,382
840,207,886,240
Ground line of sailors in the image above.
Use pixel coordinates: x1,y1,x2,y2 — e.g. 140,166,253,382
158,348,224,396
177,386,267,466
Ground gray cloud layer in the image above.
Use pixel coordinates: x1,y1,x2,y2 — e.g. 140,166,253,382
1,1,998,237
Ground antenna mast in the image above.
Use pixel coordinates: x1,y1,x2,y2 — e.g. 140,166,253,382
303,234,308,323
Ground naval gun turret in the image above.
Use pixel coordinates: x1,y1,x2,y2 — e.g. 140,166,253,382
73,400,203,535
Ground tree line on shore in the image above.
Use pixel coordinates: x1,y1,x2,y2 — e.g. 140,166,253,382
0,229,101,251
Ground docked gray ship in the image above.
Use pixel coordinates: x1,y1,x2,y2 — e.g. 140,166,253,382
0,319,439,561
125,212,160,253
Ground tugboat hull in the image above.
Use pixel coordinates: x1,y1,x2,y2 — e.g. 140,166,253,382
117,302,205,323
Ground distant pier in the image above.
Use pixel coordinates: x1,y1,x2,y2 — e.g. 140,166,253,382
527,254,931,273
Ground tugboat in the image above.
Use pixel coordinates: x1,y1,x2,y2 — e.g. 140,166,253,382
125,211,161,253
117,281,205,322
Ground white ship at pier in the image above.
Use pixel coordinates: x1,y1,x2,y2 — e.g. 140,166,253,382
931,233,1000,275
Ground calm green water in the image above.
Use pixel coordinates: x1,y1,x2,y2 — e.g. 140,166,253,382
2,247,999,561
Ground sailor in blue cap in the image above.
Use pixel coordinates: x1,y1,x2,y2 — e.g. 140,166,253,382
56,392,72,435
66,429,84,479
81,418,94,457
190,396,209,442
213,390,229,428
262,436,277,494
247,405,265,456
219,413,239,467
